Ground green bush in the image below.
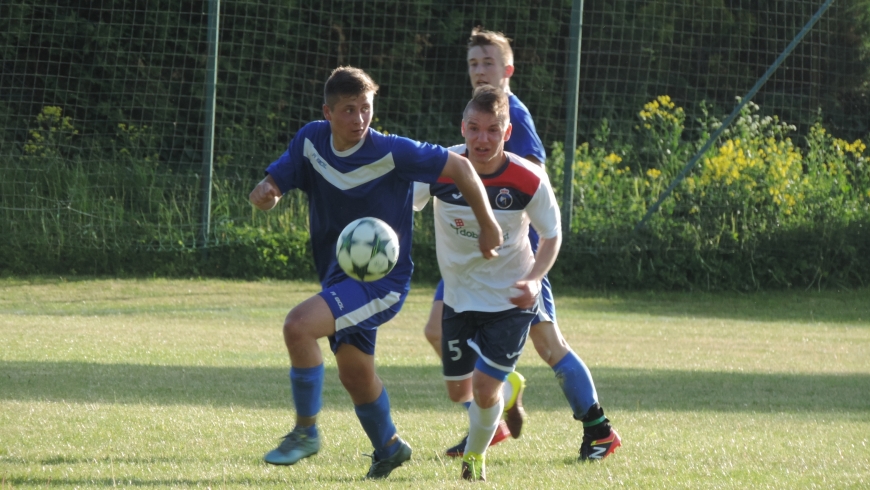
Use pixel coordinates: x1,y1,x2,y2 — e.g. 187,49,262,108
547,96,870,290
0,105,315,279
4,96,870,290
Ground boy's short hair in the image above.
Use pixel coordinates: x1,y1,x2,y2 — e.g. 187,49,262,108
324,66,380,107
463,84,510,128
467,27,514,66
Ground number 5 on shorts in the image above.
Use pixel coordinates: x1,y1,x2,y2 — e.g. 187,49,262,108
447,340,462,360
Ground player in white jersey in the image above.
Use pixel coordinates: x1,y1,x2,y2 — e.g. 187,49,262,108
413,85,560,481
423,28,622,463
249,66,503,480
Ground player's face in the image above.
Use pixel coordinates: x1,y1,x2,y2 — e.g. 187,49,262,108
467,46,513,90
323,91,374,151
461,108,512,169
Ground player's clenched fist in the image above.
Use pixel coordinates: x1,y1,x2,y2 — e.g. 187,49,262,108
478,221,503,259
249,175,282,210
508,279,540,310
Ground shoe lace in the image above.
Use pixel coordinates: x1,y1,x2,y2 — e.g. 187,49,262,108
364,449,400,474
364,451,390,477
462,458,482,479
276,429,305,452
364,451,386,466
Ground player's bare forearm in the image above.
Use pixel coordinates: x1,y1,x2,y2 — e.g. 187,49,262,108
440,153,503,257
509,234,561,309
249,174,282,211
526,234,561,282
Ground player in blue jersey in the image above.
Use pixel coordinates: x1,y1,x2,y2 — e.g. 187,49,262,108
422,29,621,462
414,85,563,480
249,66,503,479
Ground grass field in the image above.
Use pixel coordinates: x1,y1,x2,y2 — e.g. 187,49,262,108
1,277,869,489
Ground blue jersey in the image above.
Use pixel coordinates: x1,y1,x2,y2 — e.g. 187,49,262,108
266,121,448,289
505,94,546,164
506,94,547,251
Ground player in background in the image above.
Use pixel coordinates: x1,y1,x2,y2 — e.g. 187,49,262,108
414,85,561,480
249,66,502,479
421,28,621,461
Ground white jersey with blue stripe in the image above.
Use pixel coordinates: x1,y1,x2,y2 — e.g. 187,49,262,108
413,147,560,313
266,121,448,290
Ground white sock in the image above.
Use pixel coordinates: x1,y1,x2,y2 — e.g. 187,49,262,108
466,397,504,456
501,380,514,408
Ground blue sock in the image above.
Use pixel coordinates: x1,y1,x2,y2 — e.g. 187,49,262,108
462,401,471,410
290,364,324,419
553,351,598,419
355,388,398,460
294,424,318,438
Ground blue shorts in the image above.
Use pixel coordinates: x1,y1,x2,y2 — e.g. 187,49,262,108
441,303,536,382
534,274,556,326
434,276,556,327
433,279,445,301
320,278,407,355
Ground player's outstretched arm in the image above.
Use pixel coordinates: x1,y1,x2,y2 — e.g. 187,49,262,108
440,152,503,258
510,233,561,309
249,174,282,211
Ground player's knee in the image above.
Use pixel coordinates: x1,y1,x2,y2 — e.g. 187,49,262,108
445,380,472,404
338,365,375,391
532,341,555,364
471,386,500,409
282,314,310,346
447,390,468,404
529,323,570,365
423,319,442,345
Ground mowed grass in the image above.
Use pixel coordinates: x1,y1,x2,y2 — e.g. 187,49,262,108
1,277,869,489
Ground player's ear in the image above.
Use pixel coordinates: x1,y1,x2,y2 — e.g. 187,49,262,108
504,64,515,79
322,104,332,121
504,122,512,142
461,120,467,137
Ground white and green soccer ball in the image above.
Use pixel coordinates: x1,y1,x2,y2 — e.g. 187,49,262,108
336,217,400,282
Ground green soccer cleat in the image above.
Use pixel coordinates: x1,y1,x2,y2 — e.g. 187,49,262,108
263,427,321,465
365,437,412,479
461,451,486,481
503,370,526,438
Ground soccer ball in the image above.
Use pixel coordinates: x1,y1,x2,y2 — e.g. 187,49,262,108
336,217,400,282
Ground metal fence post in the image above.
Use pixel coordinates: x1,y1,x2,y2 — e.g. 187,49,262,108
562,0,584,236
200,0,220,253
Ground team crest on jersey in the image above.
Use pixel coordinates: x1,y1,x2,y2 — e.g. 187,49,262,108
495,188,513,209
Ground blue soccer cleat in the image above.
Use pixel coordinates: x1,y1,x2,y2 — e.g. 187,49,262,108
366,437,412,479
263,427,321,465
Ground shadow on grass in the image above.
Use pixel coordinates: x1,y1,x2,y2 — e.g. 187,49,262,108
552,287,870,326
2,361,868,413
4,276,869,325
